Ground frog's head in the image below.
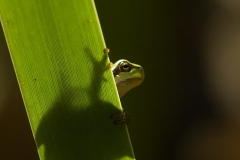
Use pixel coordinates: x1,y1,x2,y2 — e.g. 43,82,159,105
112,59,144,97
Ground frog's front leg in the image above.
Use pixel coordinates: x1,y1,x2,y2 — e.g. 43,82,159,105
110,109,131,125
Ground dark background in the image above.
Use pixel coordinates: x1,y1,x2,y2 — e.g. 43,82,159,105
1,0,240,159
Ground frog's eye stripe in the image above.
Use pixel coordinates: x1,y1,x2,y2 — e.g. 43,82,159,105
112,61,133,77
119,61,132,72
112,67,120,77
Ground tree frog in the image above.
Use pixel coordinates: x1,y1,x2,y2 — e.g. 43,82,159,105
110,59,144,124
111,59,144,98
110,59,144,125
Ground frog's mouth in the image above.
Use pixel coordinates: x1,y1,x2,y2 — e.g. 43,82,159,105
118,67,144,87
116,77,144,97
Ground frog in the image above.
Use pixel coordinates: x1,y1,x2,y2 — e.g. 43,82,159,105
112,59,144,97
110,59,144,125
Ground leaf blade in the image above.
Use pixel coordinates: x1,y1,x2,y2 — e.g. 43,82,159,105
0,0,135,159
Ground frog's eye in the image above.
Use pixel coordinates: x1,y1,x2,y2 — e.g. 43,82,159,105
119,61,131,72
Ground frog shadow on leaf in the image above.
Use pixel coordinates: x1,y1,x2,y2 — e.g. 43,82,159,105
35,47,133,160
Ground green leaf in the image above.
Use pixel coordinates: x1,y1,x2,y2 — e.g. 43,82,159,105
0,0,134,159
